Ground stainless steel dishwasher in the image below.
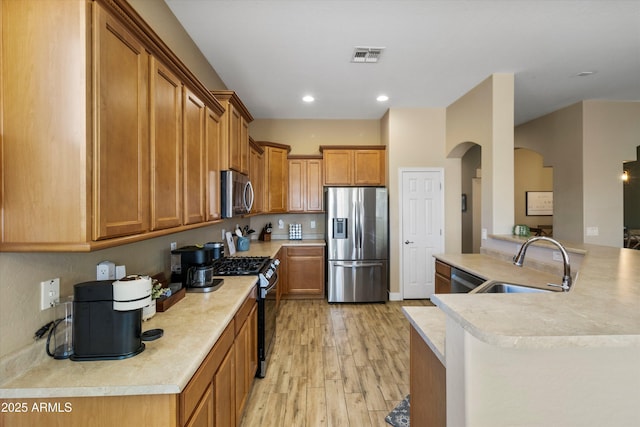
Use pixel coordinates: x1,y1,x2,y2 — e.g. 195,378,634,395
450,267,485,293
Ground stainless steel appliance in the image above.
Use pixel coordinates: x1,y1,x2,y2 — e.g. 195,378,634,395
450,267,485,293
326,187,389,303
70,276,151,361
221,170,254,218
212,256,279,378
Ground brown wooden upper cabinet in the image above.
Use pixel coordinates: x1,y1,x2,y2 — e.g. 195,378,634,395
258,141,291,213
205,107,223,221
249,138,265,214
0,0,225,252
150,58,183,231
288,156,324,212
211,90,253,176
93,6,150,240
320,146,386,186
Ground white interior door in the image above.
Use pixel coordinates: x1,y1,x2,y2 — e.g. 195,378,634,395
401,169,444,299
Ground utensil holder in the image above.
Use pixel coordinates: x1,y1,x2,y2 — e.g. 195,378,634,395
237,236,250,251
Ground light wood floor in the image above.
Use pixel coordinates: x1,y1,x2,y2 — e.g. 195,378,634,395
241,298,433,427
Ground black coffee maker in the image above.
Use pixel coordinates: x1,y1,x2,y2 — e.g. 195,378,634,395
70,277,151,361
171,246,217,292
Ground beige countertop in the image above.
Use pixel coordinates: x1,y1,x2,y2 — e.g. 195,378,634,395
404,243,640,363
0,240,324,399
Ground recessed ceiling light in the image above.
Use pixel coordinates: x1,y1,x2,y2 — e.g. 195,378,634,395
376,95,389,102
576,71,597,77
302,95,315,103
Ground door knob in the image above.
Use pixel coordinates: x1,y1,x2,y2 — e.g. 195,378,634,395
404,240,414,244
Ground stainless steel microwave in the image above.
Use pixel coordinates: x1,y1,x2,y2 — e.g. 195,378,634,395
221,171,254,218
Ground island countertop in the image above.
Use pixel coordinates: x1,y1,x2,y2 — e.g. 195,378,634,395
0,240,324,399
407,243,640,355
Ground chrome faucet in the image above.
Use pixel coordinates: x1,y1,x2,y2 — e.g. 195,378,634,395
513,236,572,292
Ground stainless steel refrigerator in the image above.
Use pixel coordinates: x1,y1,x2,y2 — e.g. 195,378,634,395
326,187,388,303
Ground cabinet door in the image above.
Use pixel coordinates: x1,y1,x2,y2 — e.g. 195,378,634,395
93,5,149,240
228,105,243,172
410,326,446,426
186,383,214,427
306,159,324,211
150,57,182,231
288,159,305,212
249,145,264,214
214,348,235,427
353,149,385,185
240,117,250,175
434,260,451,293
206,108,222,221
323,150,352,185
248,303,258,384
264,147,289,212
183,89,206,225
285,246,325,298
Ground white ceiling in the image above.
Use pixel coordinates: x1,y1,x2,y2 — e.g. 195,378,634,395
165,0,640,124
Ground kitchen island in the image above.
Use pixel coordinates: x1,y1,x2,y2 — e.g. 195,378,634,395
404,238,640,426
0,240,323,426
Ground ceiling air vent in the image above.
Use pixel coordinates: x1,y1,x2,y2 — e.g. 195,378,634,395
351,47,385,63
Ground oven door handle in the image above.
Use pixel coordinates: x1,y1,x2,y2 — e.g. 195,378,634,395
261,272,279,299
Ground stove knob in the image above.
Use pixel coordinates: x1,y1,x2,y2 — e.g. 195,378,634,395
272,259,280,267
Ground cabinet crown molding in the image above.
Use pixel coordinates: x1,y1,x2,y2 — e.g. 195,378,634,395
210,90,254,122
319,145,386,152
256,140,292,153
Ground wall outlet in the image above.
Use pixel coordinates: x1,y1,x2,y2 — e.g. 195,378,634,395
221,228,226,240
552,251,563,262
310,220,316,229
170,242,177,251
481,228,488,240
40,278,60,310
97,261,115,280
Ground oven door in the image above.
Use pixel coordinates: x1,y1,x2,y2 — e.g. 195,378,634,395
257,273,278,378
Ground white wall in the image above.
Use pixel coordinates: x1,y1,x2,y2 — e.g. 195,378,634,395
446,74,516,237
515,100,640,246
582,101,640,246
382,108,448,296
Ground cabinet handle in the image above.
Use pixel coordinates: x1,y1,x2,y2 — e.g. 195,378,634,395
404,240,414,244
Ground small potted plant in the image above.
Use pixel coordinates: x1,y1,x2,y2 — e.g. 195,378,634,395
143,279,170,321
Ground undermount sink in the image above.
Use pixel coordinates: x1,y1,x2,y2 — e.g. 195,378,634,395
474,280,558,294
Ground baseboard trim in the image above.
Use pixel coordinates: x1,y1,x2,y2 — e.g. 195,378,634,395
388,292,403,301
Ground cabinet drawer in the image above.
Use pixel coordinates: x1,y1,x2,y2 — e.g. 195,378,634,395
435,260,451,278
286,246,324,257
180,320,234,426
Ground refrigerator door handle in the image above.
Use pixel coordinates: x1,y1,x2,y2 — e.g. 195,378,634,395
355,197,363,249
333,262,384,268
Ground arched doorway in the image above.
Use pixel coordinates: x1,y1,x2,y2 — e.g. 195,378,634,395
461,144,481,253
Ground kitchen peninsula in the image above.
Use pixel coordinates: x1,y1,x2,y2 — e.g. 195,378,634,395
404,237,640,426
0,240,323,426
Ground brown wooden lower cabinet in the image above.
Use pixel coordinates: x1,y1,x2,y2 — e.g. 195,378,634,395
0,293,257,427
435,260,452,293
282,246,325,299
0,395,178,427
410,325,446,427
213,347,235,427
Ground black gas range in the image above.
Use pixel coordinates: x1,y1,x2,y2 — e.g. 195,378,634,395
211,255,279,378
211,256,270,276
